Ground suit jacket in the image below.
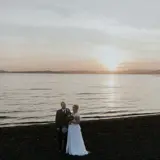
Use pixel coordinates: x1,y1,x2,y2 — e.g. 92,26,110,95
55,108,71,129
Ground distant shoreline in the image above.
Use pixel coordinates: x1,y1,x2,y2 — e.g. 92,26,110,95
0,70,160,74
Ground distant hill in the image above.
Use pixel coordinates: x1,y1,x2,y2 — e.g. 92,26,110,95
0,70,8,73
152,70,160,74
0,70,160,74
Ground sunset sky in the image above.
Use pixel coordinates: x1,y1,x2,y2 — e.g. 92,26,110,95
0,0,160,71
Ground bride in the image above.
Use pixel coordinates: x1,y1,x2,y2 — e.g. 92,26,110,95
66,105,89,156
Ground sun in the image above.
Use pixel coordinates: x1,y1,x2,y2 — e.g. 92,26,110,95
94,46,126,71
100,57,120,71
97,53,122,71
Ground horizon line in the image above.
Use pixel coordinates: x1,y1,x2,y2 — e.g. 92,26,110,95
0,69,160,74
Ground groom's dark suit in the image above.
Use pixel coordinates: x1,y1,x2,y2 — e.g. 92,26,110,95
55,108,71,152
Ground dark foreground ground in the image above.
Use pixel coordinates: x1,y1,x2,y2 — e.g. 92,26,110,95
1,115,160,160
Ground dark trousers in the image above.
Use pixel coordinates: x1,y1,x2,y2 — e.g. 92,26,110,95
57,129,67,153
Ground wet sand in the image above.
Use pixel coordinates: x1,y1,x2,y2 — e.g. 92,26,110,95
1,115,160,160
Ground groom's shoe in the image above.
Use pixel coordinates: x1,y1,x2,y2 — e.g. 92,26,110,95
58,149,63,153
61,149,66,155
57,148,62,153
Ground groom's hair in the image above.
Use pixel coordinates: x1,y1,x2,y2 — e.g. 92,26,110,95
61,101,65,106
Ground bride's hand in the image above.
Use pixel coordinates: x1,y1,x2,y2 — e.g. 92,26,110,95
71,119,80,124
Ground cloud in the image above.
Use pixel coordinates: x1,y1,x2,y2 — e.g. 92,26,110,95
0,0,160,70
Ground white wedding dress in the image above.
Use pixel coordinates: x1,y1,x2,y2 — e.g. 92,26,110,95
66,113,88,156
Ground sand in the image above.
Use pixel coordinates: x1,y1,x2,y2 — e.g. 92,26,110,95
1,115,160,160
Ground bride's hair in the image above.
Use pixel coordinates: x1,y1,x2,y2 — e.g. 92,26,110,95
73,105,79,111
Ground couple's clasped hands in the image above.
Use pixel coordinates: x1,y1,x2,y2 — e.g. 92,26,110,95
68,115,80,125
69,119,76,124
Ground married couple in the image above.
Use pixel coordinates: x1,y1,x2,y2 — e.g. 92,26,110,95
55,102,89,156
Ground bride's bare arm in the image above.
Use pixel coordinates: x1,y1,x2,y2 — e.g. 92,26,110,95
72,115,80,124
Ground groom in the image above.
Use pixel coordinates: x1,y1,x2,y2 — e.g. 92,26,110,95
55,102,71,153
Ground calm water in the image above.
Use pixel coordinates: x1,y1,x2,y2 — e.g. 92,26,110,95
0,73,160,127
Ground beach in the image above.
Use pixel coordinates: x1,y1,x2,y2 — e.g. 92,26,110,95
1,115,160,160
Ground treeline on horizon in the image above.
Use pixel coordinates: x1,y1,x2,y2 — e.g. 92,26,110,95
0,69,160,74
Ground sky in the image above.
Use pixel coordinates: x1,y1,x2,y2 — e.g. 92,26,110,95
0,0,160,71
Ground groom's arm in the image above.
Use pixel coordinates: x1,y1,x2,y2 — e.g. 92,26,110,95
67,108,71,115
55,110,60,130
66,108,72,124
